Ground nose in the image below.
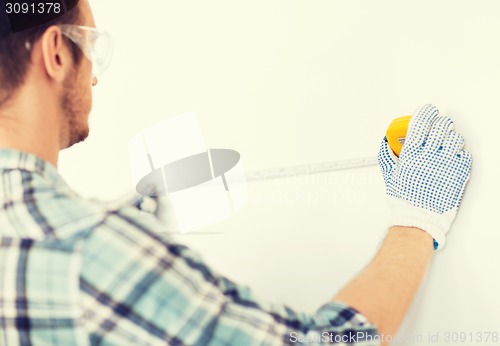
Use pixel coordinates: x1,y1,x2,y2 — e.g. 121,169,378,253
92,76,98,87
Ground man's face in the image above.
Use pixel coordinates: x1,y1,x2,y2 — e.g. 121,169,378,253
60,58,92,148
60,0,97,149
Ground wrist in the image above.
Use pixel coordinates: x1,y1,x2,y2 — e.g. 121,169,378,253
388,226,435,252
387,196,456,250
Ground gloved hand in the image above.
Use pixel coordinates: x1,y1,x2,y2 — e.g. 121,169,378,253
378,104,472,250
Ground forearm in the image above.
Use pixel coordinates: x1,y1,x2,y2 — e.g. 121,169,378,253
333,226,434,342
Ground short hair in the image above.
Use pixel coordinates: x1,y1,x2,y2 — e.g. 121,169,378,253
0,1,83,105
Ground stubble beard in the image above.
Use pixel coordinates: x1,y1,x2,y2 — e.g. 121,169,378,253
61,70,90,149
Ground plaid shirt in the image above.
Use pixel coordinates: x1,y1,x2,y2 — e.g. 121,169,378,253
0,149,379,346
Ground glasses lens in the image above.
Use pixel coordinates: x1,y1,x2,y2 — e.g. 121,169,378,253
59,25,114,76
90,31,113,76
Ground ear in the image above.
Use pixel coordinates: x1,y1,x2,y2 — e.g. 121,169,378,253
40,26,72,83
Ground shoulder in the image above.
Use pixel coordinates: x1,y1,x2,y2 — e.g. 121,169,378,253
21,171,167,240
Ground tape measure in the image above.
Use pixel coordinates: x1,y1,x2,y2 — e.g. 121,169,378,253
385,116,411,157
246,116,411,181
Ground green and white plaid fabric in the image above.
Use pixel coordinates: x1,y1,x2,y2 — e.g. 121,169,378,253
0,149,378,345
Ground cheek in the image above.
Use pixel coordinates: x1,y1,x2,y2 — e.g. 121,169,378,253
82,84,92,114
79,62,93,105
72,77,92,117
72,58,94,116
80,58,94,86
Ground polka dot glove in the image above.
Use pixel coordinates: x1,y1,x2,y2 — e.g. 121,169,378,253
378,104,472,250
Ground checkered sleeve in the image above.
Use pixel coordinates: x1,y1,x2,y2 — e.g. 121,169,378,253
79,205,379,346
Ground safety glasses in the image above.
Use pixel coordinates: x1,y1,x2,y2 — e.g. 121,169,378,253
58,24,113,76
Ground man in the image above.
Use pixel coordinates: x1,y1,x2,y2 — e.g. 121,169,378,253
0,0,472,345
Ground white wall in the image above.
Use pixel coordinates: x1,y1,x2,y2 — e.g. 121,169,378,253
59,1,500,344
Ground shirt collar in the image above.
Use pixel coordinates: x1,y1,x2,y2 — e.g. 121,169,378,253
0,148,61,183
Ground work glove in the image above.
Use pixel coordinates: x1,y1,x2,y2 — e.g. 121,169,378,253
378,104,472,250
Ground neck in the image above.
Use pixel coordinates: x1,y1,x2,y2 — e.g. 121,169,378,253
0,83,62,167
